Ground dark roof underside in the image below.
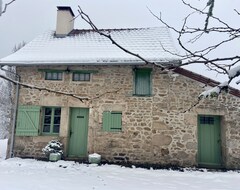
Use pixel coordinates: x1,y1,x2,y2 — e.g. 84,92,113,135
174,67,240,98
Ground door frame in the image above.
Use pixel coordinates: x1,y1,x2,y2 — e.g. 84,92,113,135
197,115,222,168
67,107,89,158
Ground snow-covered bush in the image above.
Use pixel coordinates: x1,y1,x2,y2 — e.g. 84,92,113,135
198,81,229,99
42,140,63,158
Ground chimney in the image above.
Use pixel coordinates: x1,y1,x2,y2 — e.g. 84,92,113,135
55,6,75,37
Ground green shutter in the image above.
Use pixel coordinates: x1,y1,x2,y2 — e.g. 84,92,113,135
103,111,122,132
134,69,151,96
103,111,111,131
111,112,122,132
16,106,41,136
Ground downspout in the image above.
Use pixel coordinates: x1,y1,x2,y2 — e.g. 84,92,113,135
0,66,20,158
10,73,19,158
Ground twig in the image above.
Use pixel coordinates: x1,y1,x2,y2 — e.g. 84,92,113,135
182,99,201,113
75,4,240,114
0,74,88,102
90,88,122,100
234,9,240,16
0,73,125,104
76,6,166,70
1,0,16,15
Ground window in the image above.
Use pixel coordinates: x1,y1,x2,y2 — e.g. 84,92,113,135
45,72,63,80
72,73,90,81
42,107,61,135
200,116,214,125
134,69,152,96
103,111,122,132
16,106,62,136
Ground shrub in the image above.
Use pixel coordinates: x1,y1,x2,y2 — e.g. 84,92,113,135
42,139,63,158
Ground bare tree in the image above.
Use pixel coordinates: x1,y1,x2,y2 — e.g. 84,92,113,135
12,41,26,53
0,71,11,139
149,0,240,97
77,1,240,100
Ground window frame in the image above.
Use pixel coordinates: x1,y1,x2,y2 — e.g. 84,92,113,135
42,107,61,135
45,71,63,81
102,111,122,132
133,68,152,96
199,116,215,125
72,72,91,82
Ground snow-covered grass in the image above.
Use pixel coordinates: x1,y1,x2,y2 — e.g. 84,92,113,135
0,158,239,190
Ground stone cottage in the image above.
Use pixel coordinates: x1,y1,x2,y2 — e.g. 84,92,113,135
0,6,240,169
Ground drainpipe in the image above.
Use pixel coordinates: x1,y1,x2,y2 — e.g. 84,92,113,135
0,66,20,158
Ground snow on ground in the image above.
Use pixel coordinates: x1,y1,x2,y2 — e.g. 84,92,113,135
0,158,239,190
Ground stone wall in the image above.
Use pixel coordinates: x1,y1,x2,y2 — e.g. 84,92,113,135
14,65,240,169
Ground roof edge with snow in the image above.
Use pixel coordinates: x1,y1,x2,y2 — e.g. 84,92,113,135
0,27,181,66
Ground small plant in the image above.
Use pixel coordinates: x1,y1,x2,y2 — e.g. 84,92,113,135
42,139,63,158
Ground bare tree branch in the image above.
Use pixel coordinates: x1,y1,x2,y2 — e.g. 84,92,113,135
182,0,233,30
75,4,240,113
0,74,122,102
0,73,123,103
77,6,168,70
1,0,15,16
147,7,180,34
148,2,240,78
234,9,240,16
0,74,88,102
182,99,201,113
77,5,240,83
90,88,122,101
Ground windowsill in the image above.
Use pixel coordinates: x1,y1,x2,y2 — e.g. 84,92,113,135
44,80,63,82
41,133,59,136
70,80,91,84
132,94,152,97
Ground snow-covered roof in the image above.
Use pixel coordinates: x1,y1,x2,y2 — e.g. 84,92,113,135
0,27,181,66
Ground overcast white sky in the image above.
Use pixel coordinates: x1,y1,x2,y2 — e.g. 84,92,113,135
0,0,239,88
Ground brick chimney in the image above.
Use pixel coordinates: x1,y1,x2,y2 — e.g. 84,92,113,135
55,6,75,37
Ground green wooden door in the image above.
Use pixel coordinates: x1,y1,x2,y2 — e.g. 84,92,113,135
68,108,89,157
198,115,222,168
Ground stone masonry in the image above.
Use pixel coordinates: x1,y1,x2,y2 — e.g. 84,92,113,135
14,65,240,169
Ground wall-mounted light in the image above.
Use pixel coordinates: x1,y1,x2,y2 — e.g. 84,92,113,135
65,67,70,74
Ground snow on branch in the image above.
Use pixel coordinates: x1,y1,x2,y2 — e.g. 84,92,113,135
198,81,228,99
204,0,215,31
236,79,240,85
228,65,240,79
